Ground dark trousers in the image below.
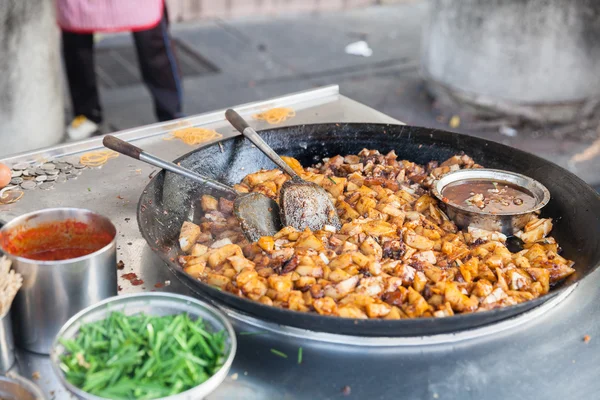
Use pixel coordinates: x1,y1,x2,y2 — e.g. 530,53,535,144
62,9,183,124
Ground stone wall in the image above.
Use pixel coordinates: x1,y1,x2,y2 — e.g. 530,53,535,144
421,0,600,123
166,0,377,21
0,0,64,157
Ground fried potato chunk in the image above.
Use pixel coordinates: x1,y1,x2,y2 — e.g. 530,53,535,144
179,221,201,253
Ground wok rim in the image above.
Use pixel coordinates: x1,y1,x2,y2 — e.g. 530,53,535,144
137,122,599,336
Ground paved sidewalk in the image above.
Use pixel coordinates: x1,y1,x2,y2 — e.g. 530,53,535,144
89,1,599,187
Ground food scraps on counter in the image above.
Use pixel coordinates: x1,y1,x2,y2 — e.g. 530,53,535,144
0,186,24,205
164,127,222,146
270,349,287,358
252,107,296,124
79,150,119,167
121,272,144,286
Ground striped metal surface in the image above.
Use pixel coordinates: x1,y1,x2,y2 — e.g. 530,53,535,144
95,39,219,88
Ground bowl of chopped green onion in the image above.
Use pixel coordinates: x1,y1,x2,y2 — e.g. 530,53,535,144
50,292,236,400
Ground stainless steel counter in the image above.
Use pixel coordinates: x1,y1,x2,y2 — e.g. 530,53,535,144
2,85,599,400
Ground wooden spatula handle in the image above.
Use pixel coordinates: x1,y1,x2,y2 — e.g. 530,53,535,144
225,109,250,132
225,109,299,178
103,135,142,160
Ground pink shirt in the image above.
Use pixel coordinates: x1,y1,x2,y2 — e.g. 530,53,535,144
56,0,164,33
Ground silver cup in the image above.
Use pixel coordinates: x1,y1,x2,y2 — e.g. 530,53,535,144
0,208,117,354
0,309,15,372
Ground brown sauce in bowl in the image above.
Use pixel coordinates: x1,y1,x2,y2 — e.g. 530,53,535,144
442,180,537,213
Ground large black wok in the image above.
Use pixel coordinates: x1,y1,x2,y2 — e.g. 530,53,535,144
137,123,600,336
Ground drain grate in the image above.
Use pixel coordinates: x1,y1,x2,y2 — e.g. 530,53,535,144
95,39,219,88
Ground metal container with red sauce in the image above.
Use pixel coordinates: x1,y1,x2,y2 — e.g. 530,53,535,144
0,208,117,354
2,219,114,261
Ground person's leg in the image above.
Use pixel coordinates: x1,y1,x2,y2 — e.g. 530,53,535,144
62,30,103,124
132,7,183,122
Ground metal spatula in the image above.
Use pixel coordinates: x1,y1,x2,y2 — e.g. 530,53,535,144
225,109,341,232
103,135,282,242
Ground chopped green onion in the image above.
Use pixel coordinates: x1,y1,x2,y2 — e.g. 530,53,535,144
58,312,227,399
270,348,288,358
328,176,337,184
297,347,303,364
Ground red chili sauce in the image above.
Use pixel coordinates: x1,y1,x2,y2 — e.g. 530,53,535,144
0,220,113,261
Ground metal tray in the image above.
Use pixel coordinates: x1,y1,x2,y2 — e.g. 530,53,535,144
3,86,599,399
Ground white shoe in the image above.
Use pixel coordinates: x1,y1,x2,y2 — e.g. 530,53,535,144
66,115,99,140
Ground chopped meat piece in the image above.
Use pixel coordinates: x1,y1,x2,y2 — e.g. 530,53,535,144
583,335,591,343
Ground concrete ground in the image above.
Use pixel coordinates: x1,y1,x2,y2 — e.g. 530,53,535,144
85,1,599,187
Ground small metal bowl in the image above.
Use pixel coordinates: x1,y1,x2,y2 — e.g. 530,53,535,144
0,373,45,400
50,293,237,400
431,169,550,234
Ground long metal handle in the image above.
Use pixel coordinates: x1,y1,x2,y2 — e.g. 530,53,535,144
103,135,237,196
225,109,299,179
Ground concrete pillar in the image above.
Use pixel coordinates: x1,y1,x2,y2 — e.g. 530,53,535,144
0,0,64,157
421,0,600,123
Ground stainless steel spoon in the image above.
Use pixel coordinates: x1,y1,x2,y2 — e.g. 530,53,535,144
103,135,282,241
225,109,341,232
